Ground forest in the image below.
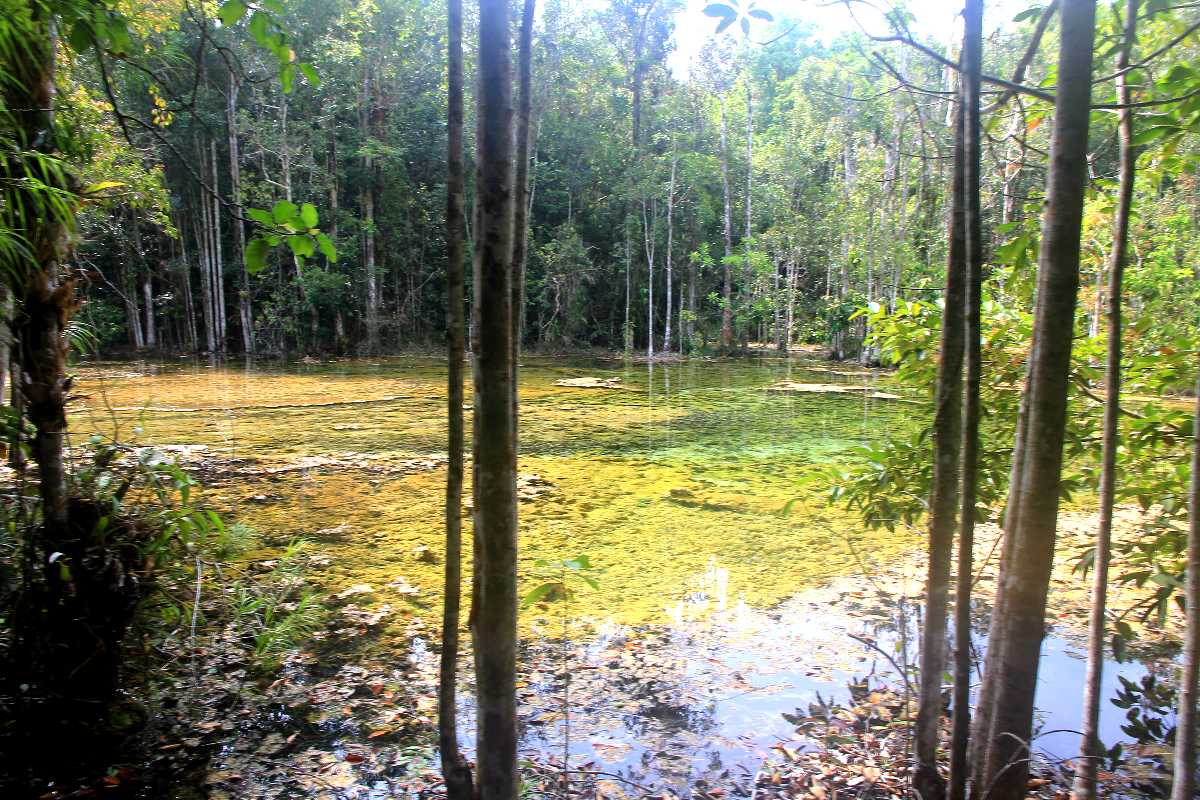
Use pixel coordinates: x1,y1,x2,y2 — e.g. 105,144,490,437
2,0,1200,798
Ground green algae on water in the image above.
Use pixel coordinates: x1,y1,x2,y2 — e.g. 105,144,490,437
74,356,919,626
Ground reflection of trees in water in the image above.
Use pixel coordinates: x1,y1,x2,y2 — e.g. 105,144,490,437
516,630,725,786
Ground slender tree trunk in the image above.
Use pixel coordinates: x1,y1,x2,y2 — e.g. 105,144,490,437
10,7,72,535
785,258,796,350
511,0,535,404
179,219,199,352
122,230,145,350
719,94,733,351
210,140,226,352
0,289,10,407
643,198,655,359
623,230,632,353
142,273,156,349
973,5,1096,798
194,168,217,353
1172,354,1200,800
360,66,379,354
1073,4,1136,798
743,75,753,343
914,99,968,800
472,1,519,798
227,69,253,355
950,4,983,798
439,0,473,794
663,145,676,354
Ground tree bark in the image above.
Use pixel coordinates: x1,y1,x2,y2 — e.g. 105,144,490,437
1172,353,1200,800
951,3,983,798
972,4,1096,798
914,99,968,800
439,0,473,794
643,198,655,359
512,0,536,423
8,6,72,535
360,65,379,354
1072,4,1136,798
743,74,753,344
472,1,519,798
663,144,676,354
227,68,253,355
719,94,733,351
209,140,226,352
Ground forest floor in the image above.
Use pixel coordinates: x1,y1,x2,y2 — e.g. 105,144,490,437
48,503,1166,800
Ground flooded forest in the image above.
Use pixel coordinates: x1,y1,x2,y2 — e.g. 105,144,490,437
3,0,1200,799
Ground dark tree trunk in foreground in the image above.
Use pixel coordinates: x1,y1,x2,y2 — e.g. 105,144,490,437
438,0,473,796
1172,360,1200,798
1073,3,1136,797
972,3,1095,798
471,0,519,798
914,97,967,800
9,5,72,537
950,3,983,798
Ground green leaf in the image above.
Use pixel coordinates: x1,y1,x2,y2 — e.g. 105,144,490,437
315,232,337,263
272,200,298,225
248,11,269,41
299,202,319,229
287,234,315,259
68,21,94,52
280,63,296,94
299,62,320,87
80,180,126,194
218,0,248,26
247,208,274,226
1132,125,1179,146
716,15,736,34
703,3,737,19
748,8,773,20
521,582,559,608
245,237,271,275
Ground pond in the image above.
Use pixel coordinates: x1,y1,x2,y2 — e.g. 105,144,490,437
73,355,1151,795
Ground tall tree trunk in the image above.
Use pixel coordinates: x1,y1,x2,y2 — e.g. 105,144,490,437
951,4,984,798
785,258,796,350
360,66,379,354
194,169,217,353
141,273,156,349
1172,354,1200,800
914,98,968,800
643,198,655,359
0,289,11,408
743,75,753,343
227,69,253,355
210,140,226,352
511,0,535,421
719,94,733,351
10,6,72,535
663,144,676,354
472,1,519,798
179,219,199,352
439,0,473,794
623,229,632,353
1072,4,1136,798
972,4,1095,798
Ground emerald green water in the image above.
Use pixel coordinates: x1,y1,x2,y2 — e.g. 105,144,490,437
72,356,1156,794
75,355,917,623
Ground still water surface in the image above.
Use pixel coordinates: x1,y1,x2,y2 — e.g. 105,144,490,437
75,355,1145,791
